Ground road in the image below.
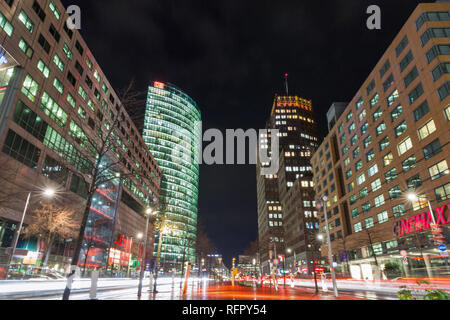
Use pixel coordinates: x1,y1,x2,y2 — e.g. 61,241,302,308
1,275,449,300
0,276,421,300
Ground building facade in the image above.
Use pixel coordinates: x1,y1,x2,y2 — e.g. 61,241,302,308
143,81,201,272
257,93,319,273
311,3,450,280
0,0,161,278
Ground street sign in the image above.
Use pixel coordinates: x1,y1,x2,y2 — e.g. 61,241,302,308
400,250,407,257
438,244,447,252
273,259,279,266
402,257,408,265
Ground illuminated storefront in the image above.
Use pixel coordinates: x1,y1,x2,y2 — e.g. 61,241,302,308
143,82,201,268
79,157,122,270
342,202,450,280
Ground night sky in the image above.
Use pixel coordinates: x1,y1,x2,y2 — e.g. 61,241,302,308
61,0,423,265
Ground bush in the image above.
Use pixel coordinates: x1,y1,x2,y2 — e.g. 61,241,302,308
398,280,450,301
384,260,401,278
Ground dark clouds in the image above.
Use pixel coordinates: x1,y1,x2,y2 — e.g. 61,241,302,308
61,0,422,265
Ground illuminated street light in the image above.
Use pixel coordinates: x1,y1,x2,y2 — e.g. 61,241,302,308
317,195,338,297
3,188,56,280
138,204,158,298
153,222,176,293
406,193,436,224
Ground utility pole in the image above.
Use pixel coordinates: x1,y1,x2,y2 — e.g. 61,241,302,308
321,196,338,297
284,73,289,95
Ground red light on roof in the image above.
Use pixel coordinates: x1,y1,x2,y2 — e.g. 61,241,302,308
154,81,165,89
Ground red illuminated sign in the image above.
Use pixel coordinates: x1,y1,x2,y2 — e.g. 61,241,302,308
114,234,133,249
396,203,450,237
154,81,165,89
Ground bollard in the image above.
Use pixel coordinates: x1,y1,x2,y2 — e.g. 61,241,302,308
62,270,76,300
149,272,153,292
90,269,99,300
321,273,328,292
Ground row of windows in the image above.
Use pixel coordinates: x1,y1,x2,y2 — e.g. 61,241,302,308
3,0,159,178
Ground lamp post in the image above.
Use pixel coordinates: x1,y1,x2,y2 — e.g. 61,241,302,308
153,224,173,293
314,234,324,294
3,188,55,280
318,196,338,297
138,208,155,299
407,193,449,270
126,235,133,278
407,193,436,224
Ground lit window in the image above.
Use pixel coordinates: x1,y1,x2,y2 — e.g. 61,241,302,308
365,217,374,229
389,186,402,200
445,104,450,121
418,119,436,140
397,137,413,156
368,164,378,177
385,168,397,183
371,179,382,192
18,10,34,33
428,160,448,180
53,77,64,94
37,60,50,78
393,204,406,218
49,0,61,19
387,89,399,106
21,74,39,102
357,173,366,185
366,149,375,162
0,12,13,36
402,156,416,173
379,136,390,151
53,54,64,71
354,222,362,233
374,194,385,207
394,121,407,138
391,105,403,122
376,122,386,136
383,153,394,167
435,183,450,202
66,93,76,108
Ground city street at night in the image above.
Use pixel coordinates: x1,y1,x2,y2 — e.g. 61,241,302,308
2,276,449,301
0,0,449,313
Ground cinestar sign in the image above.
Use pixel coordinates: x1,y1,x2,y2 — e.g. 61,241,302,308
395,203,450,237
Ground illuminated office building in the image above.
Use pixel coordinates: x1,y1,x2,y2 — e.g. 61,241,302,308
257,93,319,273
0,0,161,276
143,81,201,270
311,2,450,280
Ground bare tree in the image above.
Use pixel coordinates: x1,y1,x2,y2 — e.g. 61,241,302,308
196,220,216,259
242,240,258,257
23,202,79,270
62,81,156,299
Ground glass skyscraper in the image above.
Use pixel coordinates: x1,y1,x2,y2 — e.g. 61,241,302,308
143,82,201,269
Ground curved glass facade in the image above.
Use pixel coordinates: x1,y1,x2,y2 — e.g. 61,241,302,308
143,82,201,267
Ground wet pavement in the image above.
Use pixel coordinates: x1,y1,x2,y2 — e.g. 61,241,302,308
28,280,396,300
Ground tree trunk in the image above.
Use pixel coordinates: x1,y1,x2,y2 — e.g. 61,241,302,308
70,191,94,271
42,234,56,270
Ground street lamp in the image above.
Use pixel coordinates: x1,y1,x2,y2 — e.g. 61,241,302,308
137,207,156,298
407,193,436,224
153,223,175,292
3,188,56,280
318,196,338,297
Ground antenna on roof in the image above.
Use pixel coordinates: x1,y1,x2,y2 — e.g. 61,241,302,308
284,73,289,96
